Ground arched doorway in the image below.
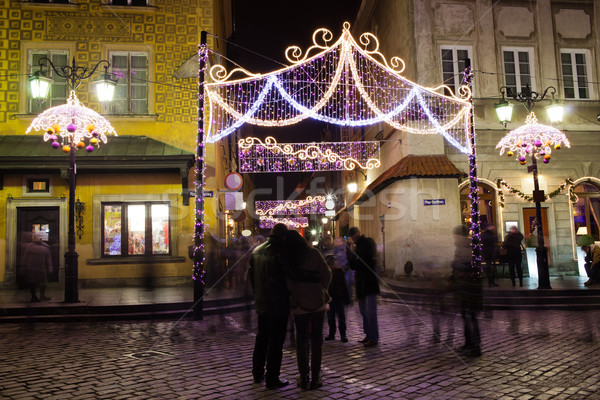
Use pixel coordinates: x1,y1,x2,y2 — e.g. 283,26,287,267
573,182,600,241
460,182,498,229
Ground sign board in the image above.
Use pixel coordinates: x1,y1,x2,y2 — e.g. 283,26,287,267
204,191,214,198
224,172,243,191
325,210,336,217
225,191,244,211
423,199,445,206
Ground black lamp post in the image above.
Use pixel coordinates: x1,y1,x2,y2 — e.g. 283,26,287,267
495,84,565,290
29,57,117,303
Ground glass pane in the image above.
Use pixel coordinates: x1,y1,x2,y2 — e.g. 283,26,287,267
518,51,529,63
503,51,514,63
589,198,600,240
103,205,122,255
151,204,169,254
128,204,146,255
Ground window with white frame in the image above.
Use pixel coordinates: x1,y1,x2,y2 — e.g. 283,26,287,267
502,47,535,96
102,202,170,256
561,49,591,99
109,51,148,114
28,50,69,113
440,46,471,96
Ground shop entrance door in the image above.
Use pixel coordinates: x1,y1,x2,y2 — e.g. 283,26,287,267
522,207,550,264
16,207,60,285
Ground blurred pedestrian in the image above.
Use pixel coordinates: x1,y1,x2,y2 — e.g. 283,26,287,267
347,226,380,347
450,225,482,357
582,243,600,286
285,230,332,390
326,237,353,305
248,223,290,389
481,224,499,287
22,233,53,302
503,226,524,287
324,255,350,343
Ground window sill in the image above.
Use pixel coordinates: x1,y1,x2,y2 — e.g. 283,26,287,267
102,114,159,120
87,255,186,265
20,2,80,10
100,4,158,12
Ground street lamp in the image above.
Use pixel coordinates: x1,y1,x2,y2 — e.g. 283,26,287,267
495,84,564,126
27,58,117,303
496,85,569,289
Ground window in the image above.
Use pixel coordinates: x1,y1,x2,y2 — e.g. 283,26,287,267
109,51,148,114
440,46,471,96
23,175,53,197
573,183,600,241
28,0,70,3
102,202,170,256
28,50,69,113
502,47,534,96
561,49,591,99
460,183,497,227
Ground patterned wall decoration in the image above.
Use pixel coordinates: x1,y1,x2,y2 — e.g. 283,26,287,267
0,0,216,125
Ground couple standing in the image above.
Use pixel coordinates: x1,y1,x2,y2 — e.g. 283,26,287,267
249,223,331,390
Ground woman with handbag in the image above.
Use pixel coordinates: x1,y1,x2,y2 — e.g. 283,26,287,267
284,230,332,390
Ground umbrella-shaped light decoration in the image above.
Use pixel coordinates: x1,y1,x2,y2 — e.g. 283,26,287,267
26,90,117,151
496,112,569,165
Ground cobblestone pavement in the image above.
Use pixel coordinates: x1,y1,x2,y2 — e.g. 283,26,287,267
1,298,599,400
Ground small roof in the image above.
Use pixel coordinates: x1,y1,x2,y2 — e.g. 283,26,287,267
339,154,465,214
0,135,194,173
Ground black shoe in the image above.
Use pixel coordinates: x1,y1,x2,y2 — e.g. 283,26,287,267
309,376,322,390
266,379,289,389
324,335,335,341
297,375,309,389
340,337,348,343
253,374,264,384
358,336,369,343
31,297,40,303
40,296,51,301
363,340,378,348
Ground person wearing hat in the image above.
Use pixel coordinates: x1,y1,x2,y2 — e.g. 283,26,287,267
324,254,350,343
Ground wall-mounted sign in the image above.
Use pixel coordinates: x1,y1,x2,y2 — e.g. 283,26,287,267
424,199,445,206
224,172,243,191
204,191,214,198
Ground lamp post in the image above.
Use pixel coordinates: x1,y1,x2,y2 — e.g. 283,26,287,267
27,57,117,303
495,85,568,290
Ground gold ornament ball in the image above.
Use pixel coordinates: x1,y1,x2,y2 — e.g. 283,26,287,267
544,154,551,160
76,141,85,149
52,124,61,133
554,144,561,150
62,145,71,153
519,160,526,165
87,124,95,133
507,151,514,157
90,137,99,145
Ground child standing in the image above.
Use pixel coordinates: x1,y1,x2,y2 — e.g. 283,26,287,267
324,255,350,342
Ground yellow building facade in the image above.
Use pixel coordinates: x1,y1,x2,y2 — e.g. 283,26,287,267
0,0,234,287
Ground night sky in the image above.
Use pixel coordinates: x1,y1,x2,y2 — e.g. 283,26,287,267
226,0,362,200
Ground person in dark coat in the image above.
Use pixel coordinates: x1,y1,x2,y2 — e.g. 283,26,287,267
324,254,350,343
23,234,53,302
346,226,380,347
481,224,499,287
503,226,525,287
249,223,291,389
450,225,483,357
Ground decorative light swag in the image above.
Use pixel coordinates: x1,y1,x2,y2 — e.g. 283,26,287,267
496,178,575,207
26,91,116,151
204,22,472,152
255,196,327,216
259,216,309,229
239,136,380,173
496,112,569,165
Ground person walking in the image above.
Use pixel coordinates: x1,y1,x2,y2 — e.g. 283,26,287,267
450,224,483,357
324,255,350,343
481,224,499,287
22,233,53,302
503,226,525,287
582,243,600,286
346,226,380,347
248,223,291,390
284,230,332,390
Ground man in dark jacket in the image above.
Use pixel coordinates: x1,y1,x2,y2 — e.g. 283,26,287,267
249,223,290,389
347,226,380,347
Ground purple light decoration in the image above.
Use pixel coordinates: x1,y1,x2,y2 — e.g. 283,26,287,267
255,197,327,216
259,216,309,229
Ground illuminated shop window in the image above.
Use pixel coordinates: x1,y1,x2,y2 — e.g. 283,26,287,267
573,183,600,241
102,202,170,256
460,183,497,227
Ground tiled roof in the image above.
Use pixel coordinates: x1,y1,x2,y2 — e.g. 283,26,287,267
345,154,465,209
